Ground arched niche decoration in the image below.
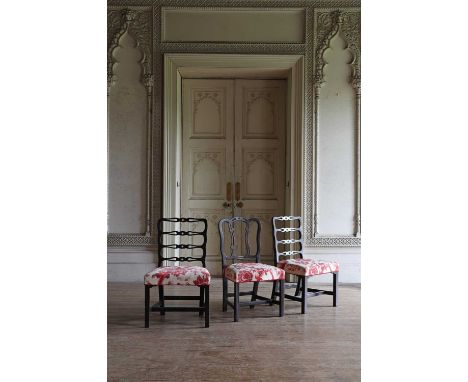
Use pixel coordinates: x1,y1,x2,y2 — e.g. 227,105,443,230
313,9,361,240
107,8,154,246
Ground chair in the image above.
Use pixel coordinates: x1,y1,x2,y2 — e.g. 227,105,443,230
271,216,339,314
218,216,285,322
144,217,210,328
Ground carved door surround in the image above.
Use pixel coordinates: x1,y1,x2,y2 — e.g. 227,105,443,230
163,55,303,243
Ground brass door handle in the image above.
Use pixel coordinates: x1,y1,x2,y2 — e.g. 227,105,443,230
226,182,232,202
236,201,244,208
235,182,240,201
223,202,231,208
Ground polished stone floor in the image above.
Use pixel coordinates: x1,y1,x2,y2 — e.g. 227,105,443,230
108,279,360,381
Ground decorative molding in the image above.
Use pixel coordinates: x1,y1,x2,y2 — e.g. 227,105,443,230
107,234,154,246
311,7,361,243
304,5,314,242
193,152,222,174
310,237,361,247
160,42,305,54
108,1,361,8
107,6,154,246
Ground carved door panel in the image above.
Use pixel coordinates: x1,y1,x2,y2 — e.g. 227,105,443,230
234,80,286,265
182,78,286,274
182,79,235,273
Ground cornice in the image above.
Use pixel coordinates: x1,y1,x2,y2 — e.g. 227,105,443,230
108,1,360,7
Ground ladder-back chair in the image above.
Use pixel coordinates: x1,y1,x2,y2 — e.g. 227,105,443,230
144,217,210,328
271,216,339,314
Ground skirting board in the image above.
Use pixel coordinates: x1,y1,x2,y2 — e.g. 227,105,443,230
108,247,361,283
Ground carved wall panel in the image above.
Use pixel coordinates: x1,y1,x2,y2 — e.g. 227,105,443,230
317,29,355,235
243,89,278,138
192,89,226,138
108,7,154,246
243,150,277,199
313,8,361,242
191,151,225,198
108,31,147,234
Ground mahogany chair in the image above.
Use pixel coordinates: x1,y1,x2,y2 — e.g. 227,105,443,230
144,217,210,328
218,216,285,322
271,216,339,314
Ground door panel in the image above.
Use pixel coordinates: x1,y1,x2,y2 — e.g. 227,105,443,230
235,80,286,265
182,78,286,274
182,79,234,273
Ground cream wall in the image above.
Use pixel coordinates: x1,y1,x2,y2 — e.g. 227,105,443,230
107,1,361,283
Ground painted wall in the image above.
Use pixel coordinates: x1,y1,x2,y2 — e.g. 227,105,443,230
107,2,361,283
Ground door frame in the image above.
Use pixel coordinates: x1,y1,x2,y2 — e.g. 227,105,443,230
163,53,304,222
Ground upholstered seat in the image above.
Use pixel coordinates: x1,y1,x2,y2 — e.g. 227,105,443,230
277,259,340,277
271,216,339,313
219,217,285,322
144,218,210,328
144,265,211,286
224,262,285,283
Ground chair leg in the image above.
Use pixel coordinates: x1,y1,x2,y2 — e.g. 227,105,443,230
199,286,205,317
205,285,210,328
333,272,338,307
270,281,277,305
145,285,150,328
301,276,307,314
279,280,285,317
294,277,301,296
222,277,228,312
158,286,165,316
234,282,240,322
250,281,259,309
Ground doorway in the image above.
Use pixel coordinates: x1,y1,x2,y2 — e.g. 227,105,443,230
181,78,287,274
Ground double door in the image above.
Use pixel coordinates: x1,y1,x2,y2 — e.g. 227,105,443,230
182,78,286,274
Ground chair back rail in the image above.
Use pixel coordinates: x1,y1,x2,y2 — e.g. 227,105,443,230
218,216,261,269
271,216,303,266
157,217,208,267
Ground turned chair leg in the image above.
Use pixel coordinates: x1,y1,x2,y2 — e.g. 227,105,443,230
279,280,285,317
250,281,259,309
234,282,240,322
199,286,205,317
333,272,338,307
205,285,210,328
158,286,165,316
145,285,150,328
301,276,307,314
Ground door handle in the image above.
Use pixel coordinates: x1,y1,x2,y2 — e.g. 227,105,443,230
223,202,231,208
236,201,244,208
235,182,240,201
226,182,232,202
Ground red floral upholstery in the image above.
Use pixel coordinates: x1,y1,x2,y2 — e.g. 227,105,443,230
278,259,339,277
144,266,211,286
224,263,285,283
